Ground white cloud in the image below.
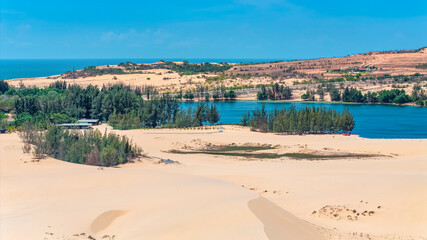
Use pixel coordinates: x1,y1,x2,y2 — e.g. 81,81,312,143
100,28,172,47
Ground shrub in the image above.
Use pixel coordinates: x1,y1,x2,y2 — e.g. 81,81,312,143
18,124,142,166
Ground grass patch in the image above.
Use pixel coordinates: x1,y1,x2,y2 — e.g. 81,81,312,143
415,63,427,69
210,145,276,152
170,149,379,160
170,150,281,159
281,153,377,159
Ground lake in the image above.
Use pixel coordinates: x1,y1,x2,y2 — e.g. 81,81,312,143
181,101,427,139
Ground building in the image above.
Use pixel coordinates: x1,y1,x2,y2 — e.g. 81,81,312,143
77,119,101,126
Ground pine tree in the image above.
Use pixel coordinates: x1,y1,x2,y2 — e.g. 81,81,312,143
207,105,220,125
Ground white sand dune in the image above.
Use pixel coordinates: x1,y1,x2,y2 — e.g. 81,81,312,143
0,133,277,240
1,125,427,240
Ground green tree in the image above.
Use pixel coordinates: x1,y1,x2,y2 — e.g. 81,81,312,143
207,105,220,125
100,145,118,167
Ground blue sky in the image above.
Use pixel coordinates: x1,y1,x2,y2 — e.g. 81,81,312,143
1,0,426,59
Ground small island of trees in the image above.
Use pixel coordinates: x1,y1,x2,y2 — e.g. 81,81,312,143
241,105,355,134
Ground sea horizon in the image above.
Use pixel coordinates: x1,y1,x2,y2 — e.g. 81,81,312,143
0,58,289,80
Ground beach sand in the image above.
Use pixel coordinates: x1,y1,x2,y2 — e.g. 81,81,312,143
1,125,426,239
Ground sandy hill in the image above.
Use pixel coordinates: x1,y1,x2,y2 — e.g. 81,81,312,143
5,48,427,97
227,47,427,78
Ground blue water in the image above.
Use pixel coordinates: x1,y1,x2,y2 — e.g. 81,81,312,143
0,58,282,80
181,101,427,139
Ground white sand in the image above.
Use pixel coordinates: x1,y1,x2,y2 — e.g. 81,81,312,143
1,125,426,239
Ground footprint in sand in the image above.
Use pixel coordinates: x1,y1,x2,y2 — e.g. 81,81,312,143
91,210,127,233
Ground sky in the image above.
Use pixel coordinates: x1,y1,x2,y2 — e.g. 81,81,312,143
1,0,426,59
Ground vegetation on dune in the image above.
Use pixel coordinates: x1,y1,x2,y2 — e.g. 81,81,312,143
281,153,376,159
415,63,427,69
294,73,426,86
62,66,126,78
241,105,355,134
19,123,142,166
0,111,8,129
171,150,282,159
60,61,232,78
170,148,378,160
209,145,276,152
161,61,232,75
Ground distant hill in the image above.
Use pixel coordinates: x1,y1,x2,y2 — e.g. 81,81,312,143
227,47,427,79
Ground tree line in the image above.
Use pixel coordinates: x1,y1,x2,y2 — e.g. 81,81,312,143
0,81,221,130
108,102,220,130
326,85,427,105
257,83,292,100
240,105,355,134
61,61,232,78
174,88,237,101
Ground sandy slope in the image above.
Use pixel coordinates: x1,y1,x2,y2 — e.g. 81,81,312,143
4,69,208,92
111,125,427,239
1,125,426,239
0,132,324,240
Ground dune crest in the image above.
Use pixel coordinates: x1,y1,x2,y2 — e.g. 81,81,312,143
248,196,325,240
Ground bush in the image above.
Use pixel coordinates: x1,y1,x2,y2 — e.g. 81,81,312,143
18,124,142,166
415,99,425,106
100,145,118,167
206,104,220,125
0,81,9,94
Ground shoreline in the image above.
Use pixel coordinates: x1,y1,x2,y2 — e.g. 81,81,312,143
116,124,427,140
179,99,424,107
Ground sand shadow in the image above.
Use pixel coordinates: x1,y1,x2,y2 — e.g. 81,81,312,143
248,196,325,240
91,210,127,233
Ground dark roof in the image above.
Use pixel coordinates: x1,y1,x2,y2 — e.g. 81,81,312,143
58,123,91,127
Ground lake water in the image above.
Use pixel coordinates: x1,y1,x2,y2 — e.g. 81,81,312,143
181,101,427,139
0,58,283,80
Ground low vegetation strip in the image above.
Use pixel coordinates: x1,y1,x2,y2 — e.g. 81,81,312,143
171,151,282,159
170,150,378,160
206,145,276,152
281,153,377,160
61,61,232,78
